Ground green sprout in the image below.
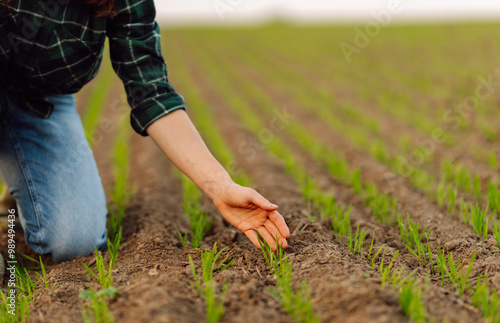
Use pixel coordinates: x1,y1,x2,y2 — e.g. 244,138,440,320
471,274,500,320
107,226,122,270
397,213,433,269
460,202,492,239
180,174,213,248
348,225,367,258
83,248,114,289
436,249,476,296
399,280,427,323
256,232,320,323
188,242,234,323
80,286,118,323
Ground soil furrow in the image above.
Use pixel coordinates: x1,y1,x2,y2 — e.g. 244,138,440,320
188,32,500,318
174,35,486,323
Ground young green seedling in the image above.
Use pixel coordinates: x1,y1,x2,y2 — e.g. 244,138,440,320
348,225,367,258
256,232,289,281
460,202,492,239
303,175,314,219
379,251,399,288
436,249,476,295
83,247,114,289
327,203,351,238
363,183,397,224
178,231,189,248
0,290,31,323
350,169,363,195
389,268,417,290
437,180,446,208
493,220,500,248
256,232,320,323
398,213,430,250
487,180,500,214
180,174,213,248
0,255,38,322
107,226,122,270
188,242,234,323
397,213,433,269
370,245,386,271
15,252,55,290
79,286,118,323
446,186,458,214
14,260,38,300
435,246,448,287
33,256,55,289
399,280,427,323
108,118,134,239
203,280,228,323
471,274,500,320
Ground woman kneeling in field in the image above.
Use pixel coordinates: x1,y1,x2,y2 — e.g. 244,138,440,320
0,0,289,263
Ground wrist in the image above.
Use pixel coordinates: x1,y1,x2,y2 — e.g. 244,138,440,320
199,171,235,204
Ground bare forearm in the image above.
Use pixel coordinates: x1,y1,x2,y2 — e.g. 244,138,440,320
147,109,232,201
147,109,290,250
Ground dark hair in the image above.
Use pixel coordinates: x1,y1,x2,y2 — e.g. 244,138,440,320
85,0,117,18
1,0,117,18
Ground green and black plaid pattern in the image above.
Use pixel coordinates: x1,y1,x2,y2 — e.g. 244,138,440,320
0,0,185,136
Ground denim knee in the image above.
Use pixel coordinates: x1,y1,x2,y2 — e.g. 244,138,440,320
26,216,107,263
20,193,108,263
45,226,107,263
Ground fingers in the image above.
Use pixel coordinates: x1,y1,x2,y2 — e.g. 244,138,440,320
245,230,262,249
257,227,279,251
264,220,288,249
269,210,290,239
249,190,279,211
245,226,288,252
244,228,278,251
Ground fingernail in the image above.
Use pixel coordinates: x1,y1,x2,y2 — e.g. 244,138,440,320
271,203,278,208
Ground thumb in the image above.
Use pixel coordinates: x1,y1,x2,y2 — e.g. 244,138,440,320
249,190,278,211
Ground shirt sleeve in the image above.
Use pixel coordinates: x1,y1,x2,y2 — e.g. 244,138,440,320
106,0,186,136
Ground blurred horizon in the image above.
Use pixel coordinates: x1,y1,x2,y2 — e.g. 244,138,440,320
155,0,500,25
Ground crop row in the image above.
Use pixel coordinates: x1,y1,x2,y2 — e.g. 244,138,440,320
80,64,132,322
169,37,326,322
207,30,500,249
176,35,438,322
177,30,500,322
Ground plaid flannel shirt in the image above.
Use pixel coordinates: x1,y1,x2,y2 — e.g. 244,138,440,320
0,0,185,136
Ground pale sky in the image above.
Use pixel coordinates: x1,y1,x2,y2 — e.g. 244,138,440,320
154,0,500,25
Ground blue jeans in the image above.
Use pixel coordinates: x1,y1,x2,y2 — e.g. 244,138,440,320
0,88,107,262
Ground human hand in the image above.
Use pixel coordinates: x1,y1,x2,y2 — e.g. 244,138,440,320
212,182,290,251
